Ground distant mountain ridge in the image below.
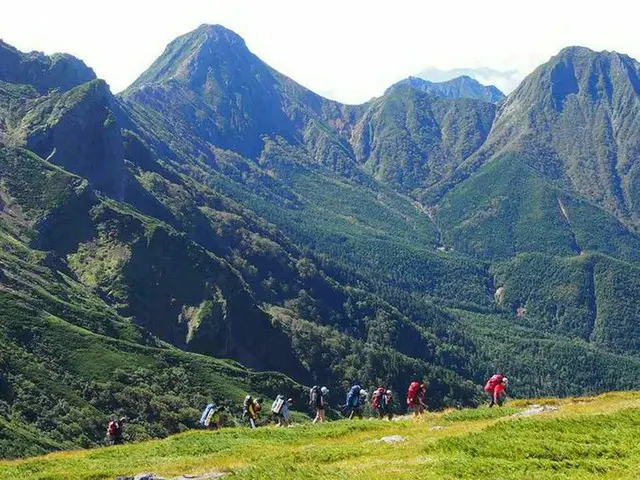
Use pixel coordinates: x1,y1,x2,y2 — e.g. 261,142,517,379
387,75,505,103
416,66,522,94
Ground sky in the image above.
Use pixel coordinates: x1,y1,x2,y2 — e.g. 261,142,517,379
1,0,639,104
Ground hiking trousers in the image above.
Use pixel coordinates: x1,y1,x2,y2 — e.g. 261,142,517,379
489,393,505,408
348,408,363,419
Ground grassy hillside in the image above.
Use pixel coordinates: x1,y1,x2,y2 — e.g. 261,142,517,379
0,289,304,459
2,392,640,479
0,150,306,457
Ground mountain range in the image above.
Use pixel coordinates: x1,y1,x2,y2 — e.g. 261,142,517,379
2,24,640,458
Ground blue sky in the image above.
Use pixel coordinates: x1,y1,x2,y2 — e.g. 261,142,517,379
1,0,638,103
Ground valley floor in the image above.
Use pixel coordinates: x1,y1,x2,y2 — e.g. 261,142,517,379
2,392,640,479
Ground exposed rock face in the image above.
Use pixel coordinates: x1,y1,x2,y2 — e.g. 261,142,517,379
24,80,127,199
512,404,559,417
379,435,407,443
115,472,226,480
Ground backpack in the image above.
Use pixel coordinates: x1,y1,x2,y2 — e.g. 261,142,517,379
407,381,421,402
372,387,385,409
107,421,120,438
204,407,219,427
199,403,216,425
484,374,504,392
243,395,253,415
347,385,361,407
309,386,320,407
272,395,285,415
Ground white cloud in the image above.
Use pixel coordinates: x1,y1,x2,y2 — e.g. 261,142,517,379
1,0,639,103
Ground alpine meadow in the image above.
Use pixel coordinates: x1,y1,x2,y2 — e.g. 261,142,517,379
2,21,640,479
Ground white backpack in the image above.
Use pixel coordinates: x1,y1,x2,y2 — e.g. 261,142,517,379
271,394,285,414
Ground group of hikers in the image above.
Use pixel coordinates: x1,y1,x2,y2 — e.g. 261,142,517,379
106,372,508,443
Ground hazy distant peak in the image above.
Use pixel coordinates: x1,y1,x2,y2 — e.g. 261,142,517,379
386,75,505,103
417,66,522,94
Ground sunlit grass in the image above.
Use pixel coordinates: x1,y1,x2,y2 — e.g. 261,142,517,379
2,392,640,479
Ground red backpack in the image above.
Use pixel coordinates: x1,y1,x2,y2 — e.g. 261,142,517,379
407,381,421,403
484,374,504,392
371,387,385,409
107,421,120,438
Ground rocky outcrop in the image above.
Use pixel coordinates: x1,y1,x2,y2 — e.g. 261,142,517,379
115,472,226,480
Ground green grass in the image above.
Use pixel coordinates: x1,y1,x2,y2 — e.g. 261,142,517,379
2,392,640,479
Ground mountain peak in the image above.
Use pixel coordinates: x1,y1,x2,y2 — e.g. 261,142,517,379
556,45,596,57
121,24,302,159
549,45,639,71
507,45,640,113
191,24,246,45
124,24,252,91
386,75,504,103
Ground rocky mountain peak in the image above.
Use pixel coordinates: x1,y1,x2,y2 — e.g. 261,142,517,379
124,24,255,93
0,40,95,93
505,46,640,114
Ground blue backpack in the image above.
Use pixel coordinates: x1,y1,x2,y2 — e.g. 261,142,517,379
346,385,361,407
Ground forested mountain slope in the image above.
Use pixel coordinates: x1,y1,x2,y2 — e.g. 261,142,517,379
3,24,640,459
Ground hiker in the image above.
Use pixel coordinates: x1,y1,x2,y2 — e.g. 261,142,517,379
359,389,368,413
345,384,364,419
311,386,329,424
372,387,394,420
484,372,505,407
407,381,427,416
205,405,225,429
272,395,294,427
271,395,293,427
490,377,508,407
244,395,264,429
106,417,125,445
199,403,224,429
382,389,394,420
